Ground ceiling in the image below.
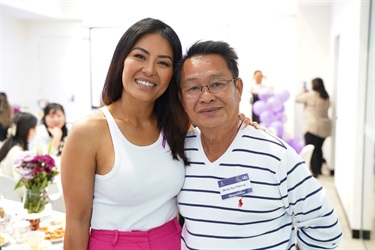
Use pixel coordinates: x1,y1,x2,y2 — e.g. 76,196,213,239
1,0,329,22
1,0,333,29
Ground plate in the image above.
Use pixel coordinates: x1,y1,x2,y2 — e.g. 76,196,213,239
48,237,64,243
0,233,10,247
40,216,65,229
39,218,65,242
22,240,52,250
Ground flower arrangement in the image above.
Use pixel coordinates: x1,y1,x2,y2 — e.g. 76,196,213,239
14,152,59,213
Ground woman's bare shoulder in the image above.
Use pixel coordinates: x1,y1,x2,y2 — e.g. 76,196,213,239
69,110,107,137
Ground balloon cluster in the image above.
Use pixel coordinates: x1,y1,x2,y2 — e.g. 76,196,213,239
252,87,290,138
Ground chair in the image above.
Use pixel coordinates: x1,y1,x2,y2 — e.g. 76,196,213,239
47,182,66,213
299,144,315,165
51,195,66,213
0,174,23,202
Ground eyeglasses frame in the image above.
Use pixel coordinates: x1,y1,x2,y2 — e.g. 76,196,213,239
181,78,239,98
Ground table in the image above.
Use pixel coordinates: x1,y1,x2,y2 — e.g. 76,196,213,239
0,198,64,249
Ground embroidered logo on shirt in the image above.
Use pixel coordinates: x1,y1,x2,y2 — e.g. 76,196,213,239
238,198,243,207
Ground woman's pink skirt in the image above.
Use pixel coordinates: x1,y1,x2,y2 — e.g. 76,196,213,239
88,218,181,250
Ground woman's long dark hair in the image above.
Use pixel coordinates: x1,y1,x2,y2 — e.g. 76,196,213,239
0,112,37,162
312,78,329,100
101,17,190,165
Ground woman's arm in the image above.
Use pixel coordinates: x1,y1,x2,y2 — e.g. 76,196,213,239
295,89,308,104
60,116,98,250
47,127,63,154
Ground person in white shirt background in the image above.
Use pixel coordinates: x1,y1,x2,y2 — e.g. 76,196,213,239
250,70,269,123
30,103,68,156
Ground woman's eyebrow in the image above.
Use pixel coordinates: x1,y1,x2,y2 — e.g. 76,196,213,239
132,47,173,61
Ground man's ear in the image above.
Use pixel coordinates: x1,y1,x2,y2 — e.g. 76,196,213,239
236,78,244,99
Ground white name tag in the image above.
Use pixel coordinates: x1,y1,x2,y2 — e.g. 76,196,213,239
218,173,253,200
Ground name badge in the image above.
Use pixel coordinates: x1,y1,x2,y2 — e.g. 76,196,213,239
218,173,253,200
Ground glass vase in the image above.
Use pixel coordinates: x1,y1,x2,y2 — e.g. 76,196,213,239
23,189,48,214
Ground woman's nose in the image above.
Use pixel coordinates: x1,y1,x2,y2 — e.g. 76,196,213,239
142,62,156,76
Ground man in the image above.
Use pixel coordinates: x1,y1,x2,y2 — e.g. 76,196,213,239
175,40,342,249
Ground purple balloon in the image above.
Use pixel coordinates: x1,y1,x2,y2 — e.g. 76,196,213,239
274,112,287,123
266,96,283,112
270,121,284,138
259,110,274,126
275,89,290,102
253,100,267,116
258,87,274,101
273,105,285,114
13,105,21,115
288,137,305,154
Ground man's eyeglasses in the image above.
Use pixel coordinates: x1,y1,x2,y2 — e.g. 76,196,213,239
182,78,238,99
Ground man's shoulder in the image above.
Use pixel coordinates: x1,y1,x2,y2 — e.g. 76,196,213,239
240,126,289,151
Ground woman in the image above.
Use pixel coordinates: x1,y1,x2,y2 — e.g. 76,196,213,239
0,92,13,142
31,103,68,156
250,70,268,123
61,18,190,249
0,112,37,179
295,77,331,177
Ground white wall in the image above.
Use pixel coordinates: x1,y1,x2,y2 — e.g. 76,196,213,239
0,13,29,110
23,21,92,123
0,10,92,123
295,3,332,140
330,0,371,232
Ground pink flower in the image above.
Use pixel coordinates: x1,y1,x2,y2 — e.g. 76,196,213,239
15,152,59,191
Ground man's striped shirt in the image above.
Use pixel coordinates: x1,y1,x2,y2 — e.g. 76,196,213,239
177,126,342,250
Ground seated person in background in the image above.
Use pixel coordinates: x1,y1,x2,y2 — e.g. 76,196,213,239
0,112,37,179
31,103,68,156
0,92,13,142
174,40,342,249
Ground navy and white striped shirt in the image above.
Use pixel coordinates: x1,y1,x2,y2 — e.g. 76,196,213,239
177,126,342,250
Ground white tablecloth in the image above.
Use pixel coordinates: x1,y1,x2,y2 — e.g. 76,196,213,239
0,198,64,249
